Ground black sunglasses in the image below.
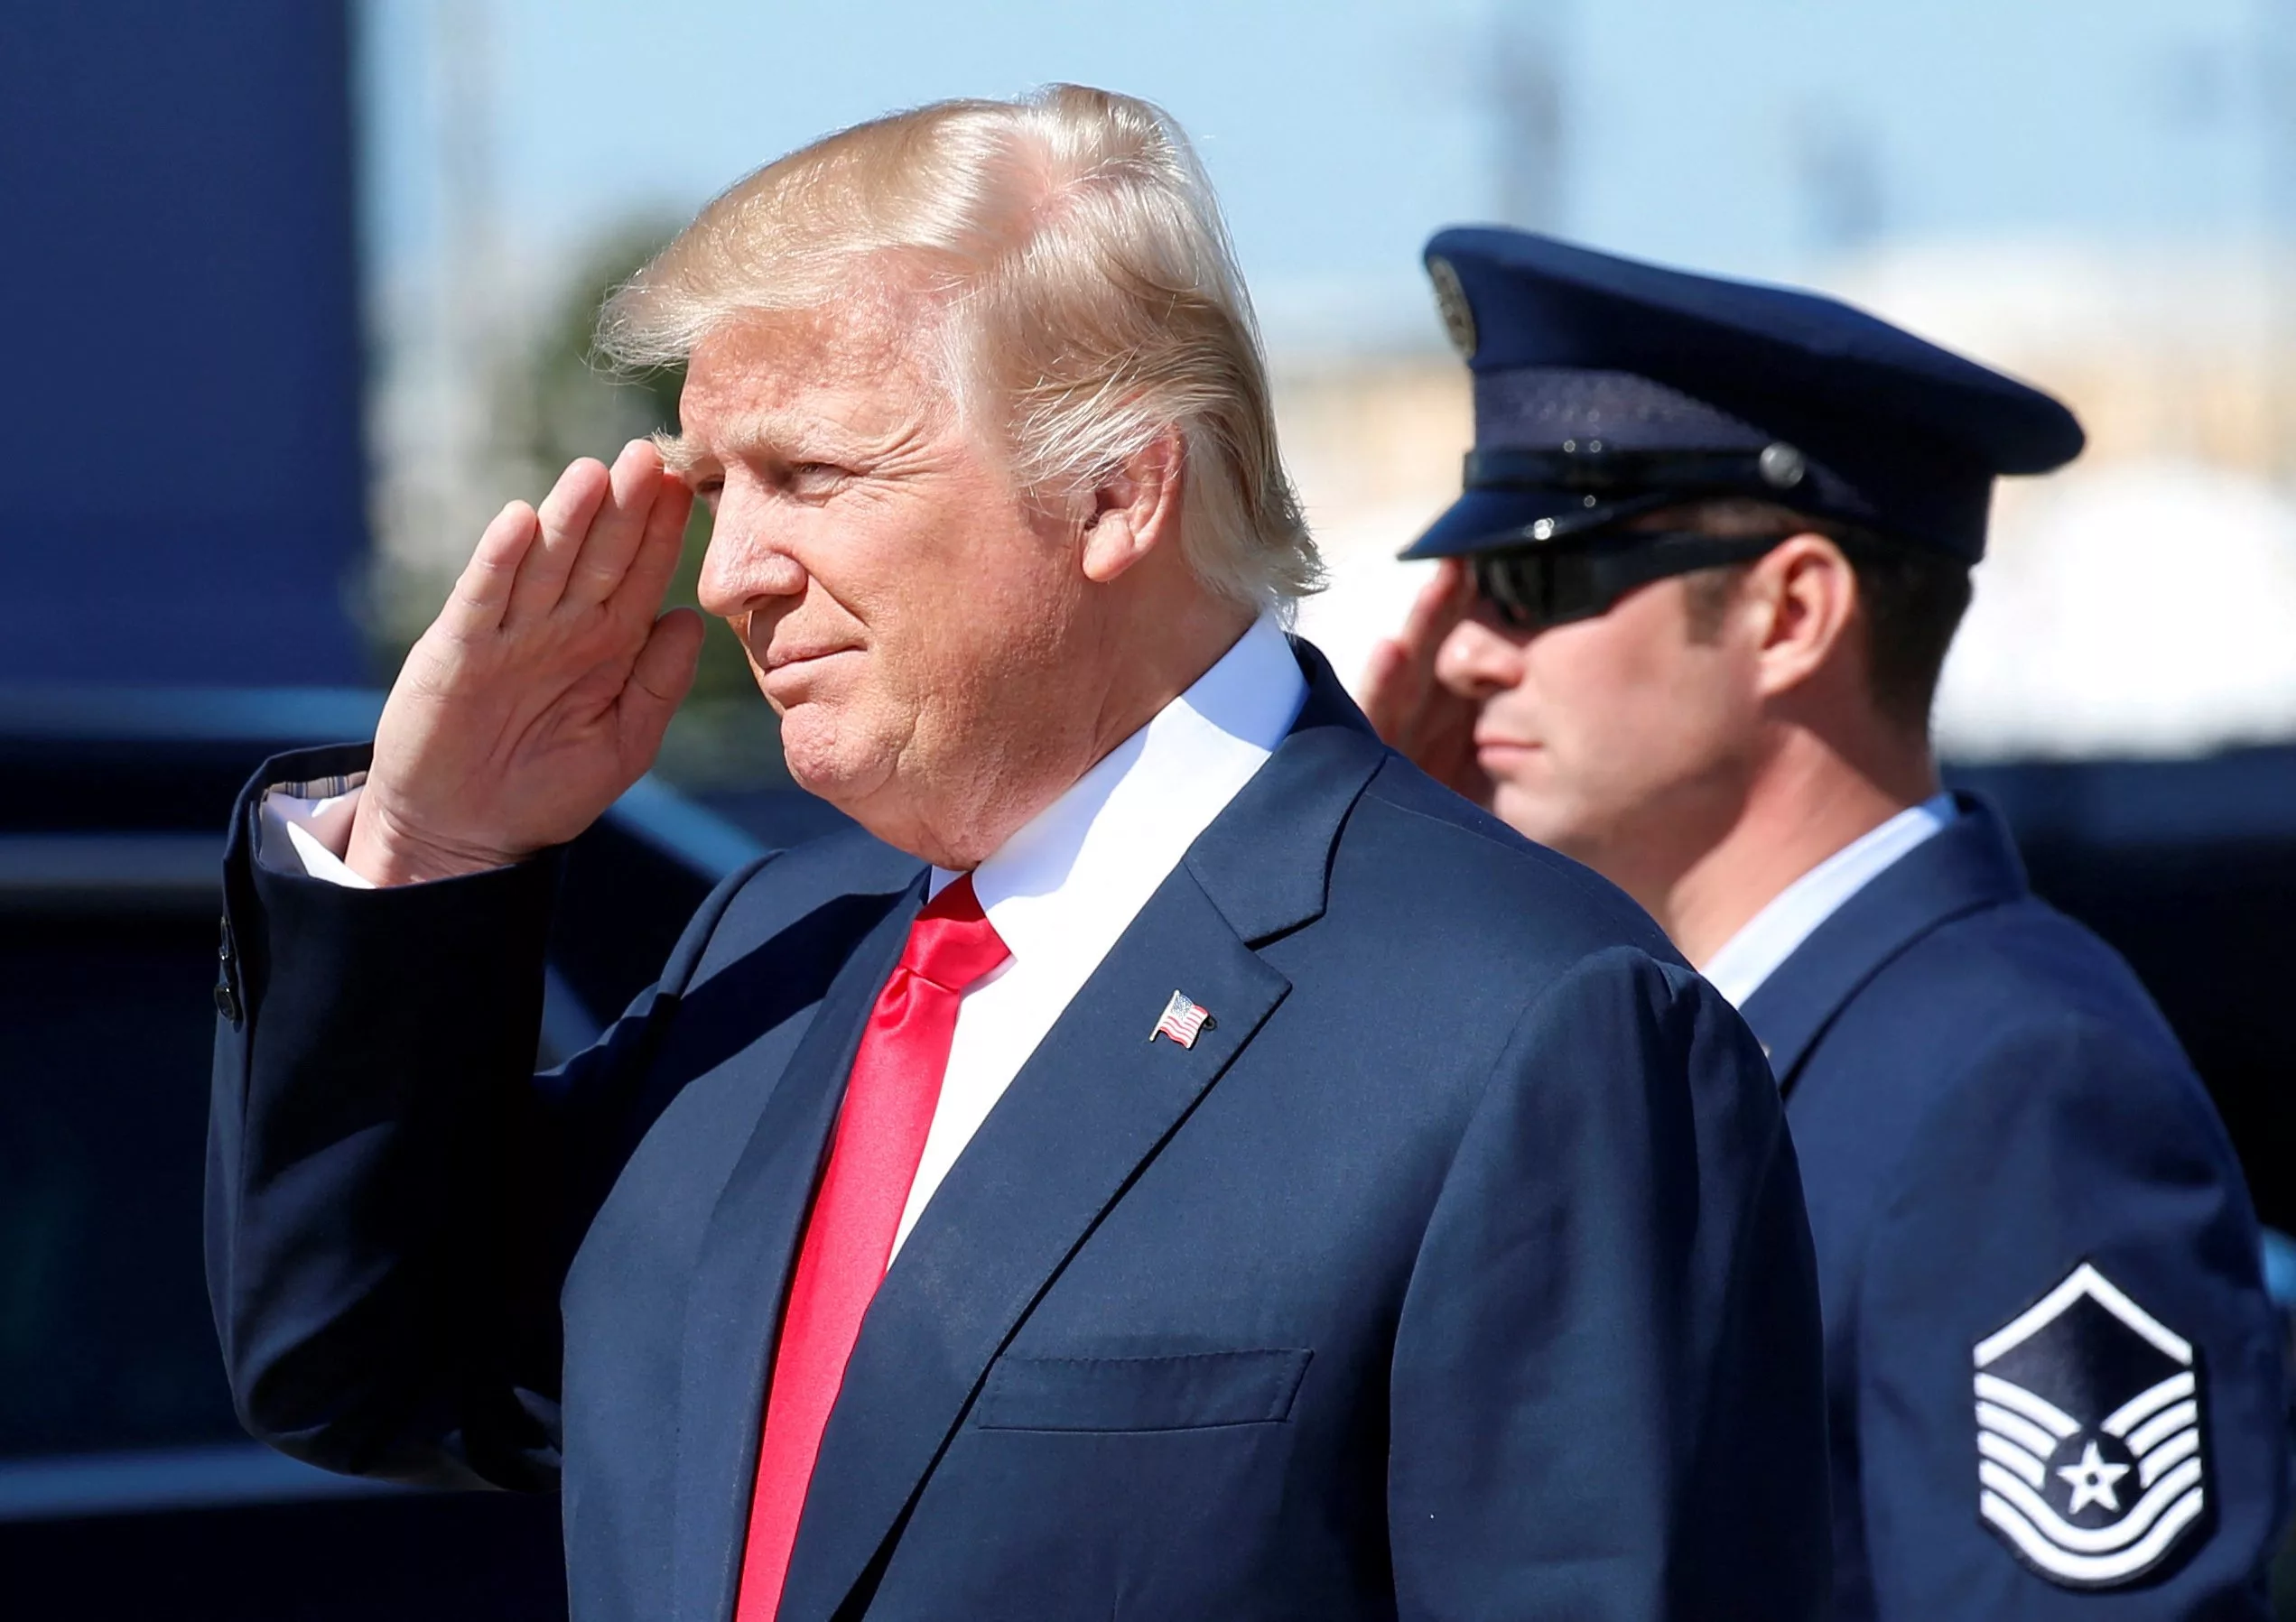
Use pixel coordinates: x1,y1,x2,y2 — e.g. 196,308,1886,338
1468,531,1789,632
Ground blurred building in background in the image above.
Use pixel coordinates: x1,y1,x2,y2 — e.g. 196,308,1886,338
1844,240,2296,757
357,0,2296,774
1276,236,2296,762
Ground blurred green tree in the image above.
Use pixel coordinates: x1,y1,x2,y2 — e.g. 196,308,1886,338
376,218,789,790
513,222,781,778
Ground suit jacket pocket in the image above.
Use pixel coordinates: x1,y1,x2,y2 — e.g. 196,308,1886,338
973,1349,1312,1432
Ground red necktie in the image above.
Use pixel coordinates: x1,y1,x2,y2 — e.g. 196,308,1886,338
733,876,1009,1622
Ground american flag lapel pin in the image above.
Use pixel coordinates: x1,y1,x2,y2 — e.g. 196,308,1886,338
1150,989,1213,1049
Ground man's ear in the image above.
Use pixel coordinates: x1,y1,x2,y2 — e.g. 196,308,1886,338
1748,533,1860,700
1080,430,1185,585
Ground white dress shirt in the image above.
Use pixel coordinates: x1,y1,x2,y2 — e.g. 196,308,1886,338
900,614,1305,1253
1699,792,1958,1009
260,614,1308,1263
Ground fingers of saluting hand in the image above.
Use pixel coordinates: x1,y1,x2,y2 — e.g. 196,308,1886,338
1362,561,1473,736
606,466,694,626
562,440,674,612
1399,558,1473,661
442,499,543,637
616,607,708,768
1358,637,1418,737
503,455,614,626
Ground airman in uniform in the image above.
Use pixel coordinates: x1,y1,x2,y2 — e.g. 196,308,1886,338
1367,227,2291,1618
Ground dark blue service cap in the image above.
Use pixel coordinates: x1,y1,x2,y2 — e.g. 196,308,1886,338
1404,227,2085,564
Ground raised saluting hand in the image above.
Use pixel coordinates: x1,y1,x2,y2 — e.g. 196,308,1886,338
1359,559,1492,808
344,440,707,885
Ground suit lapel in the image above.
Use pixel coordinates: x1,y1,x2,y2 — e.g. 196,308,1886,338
670,873,925,1622
1740,793,2029,1090
774,644,1390,1622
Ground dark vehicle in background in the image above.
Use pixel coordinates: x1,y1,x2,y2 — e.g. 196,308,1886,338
1954,747,2296,1248
0,12,761,1608
0,685,767,1620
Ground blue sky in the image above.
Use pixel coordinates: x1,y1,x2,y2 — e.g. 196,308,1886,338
356,0,2289,343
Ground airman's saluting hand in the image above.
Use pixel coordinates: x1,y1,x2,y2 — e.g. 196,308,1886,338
1359,559,1492,808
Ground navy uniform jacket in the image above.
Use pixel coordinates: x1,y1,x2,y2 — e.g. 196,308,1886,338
1743,796,2290,1619
205,650,1832,1622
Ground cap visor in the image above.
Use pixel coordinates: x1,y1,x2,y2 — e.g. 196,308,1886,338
1399,487,1581,560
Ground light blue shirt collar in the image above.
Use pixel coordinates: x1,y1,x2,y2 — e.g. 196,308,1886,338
1701,792,1958,1008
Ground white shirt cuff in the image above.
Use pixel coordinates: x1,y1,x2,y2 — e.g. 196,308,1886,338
257,774,376,889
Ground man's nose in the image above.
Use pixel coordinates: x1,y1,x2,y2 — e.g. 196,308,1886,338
1434,613,1529,701
695,505,808,622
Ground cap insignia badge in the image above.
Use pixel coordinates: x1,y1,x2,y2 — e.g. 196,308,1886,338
1427,255,1477,360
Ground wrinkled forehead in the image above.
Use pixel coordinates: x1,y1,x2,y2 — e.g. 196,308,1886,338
662,282,960,471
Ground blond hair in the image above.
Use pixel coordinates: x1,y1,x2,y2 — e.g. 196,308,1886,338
600,84,1320,610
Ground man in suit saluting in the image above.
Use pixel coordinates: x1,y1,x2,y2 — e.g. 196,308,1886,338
208,88,1828,1621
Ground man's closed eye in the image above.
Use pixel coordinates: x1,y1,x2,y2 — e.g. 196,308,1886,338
786,461,851,497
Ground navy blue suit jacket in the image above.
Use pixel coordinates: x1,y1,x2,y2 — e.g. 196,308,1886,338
207,650,1831,1621
1743,797,2289,1619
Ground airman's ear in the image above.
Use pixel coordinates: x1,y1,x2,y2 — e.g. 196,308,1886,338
1081,430,1185,585
1748,533,1860,700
